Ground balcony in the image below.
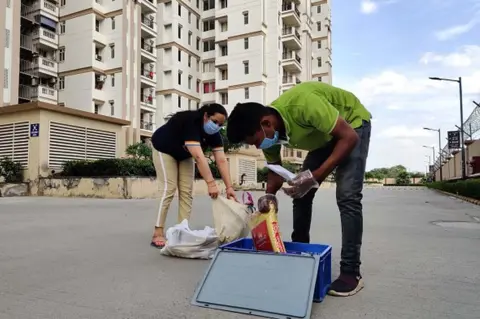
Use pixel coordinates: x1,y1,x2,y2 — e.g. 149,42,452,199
34,56,57,77
140,68,156,87
281,51,302,73
140,41,156,63
21,4,37,23
140,93,156,112
140,120,155,131
20,59,38,77
33,0,59,21
141,15,157,38
282,75,301,89
139,0,156,13
281,27,301,50
281,2,301,27
31,85,58,103
32,27,58,50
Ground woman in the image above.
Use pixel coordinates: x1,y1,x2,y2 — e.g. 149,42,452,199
149,103,238,248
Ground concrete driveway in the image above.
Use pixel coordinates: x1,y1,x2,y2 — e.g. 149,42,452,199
1,188,480,319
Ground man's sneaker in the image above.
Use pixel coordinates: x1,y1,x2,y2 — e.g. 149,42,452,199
327,273,364,297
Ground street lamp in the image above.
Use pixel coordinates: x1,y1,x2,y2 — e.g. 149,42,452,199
423,127,442,181
429,76,466,179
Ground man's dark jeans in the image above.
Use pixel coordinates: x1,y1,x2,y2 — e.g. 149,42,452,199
291,120,371,275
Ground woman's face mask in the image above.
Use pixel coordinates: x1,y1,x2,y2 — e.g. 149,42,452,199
203,119,221,135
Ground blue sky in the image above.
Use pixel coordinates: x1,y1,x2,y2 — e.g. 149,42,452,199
331,0,480,172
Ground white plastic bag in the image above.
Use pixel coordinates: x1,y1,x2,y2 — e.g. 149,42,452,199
212,196,250,244
160,219,219,259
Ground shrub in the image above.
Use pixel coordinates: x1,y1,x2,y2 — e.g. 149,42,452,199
395,171,411,185
61,158,155,177
257,167,269,183
125,142,152,159
427,179,480,200
0,157,23,183
194,160,221,179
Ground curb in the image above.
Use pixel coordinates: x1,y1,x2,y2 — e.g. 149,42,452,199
432,189,480,206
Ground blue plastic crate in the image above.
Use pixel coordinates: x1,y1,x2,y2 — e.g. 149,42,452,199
219,237,332,303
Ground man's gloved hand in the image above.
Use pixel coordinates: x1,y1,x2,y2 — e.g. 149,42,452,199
257,194,278,213
282,169,319,199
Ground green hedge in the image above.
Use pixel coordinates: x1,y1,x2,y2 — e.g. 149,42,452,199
60,158,222,179
61,159,155,177
427,179,480,200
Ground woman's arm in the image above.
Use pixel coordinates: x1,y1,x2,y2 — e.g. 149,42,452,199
212,148,233,190
185,143,215,184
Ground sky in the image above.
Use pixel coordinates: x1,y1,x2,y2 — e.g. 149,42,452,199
332,0,480,172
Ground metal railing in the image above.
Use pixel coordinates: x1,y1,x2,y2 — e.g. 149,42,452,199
141,15,156,29
140,121,154,130
43,0,57,12
141,69,155,79
282,75,293,84
20,34,34,51
141,42,154,53
282,51,301,64
281,2,300,17
281,27,300,40
141,95,154,105
19,85,33,100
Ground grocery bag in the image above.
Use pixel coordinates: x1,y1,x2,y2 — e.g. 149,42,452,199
212,196,250,244
160,219,219,259
249,199,287,253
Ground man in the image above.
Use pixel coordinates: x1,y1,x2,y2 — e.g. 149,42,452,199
226,81,371,297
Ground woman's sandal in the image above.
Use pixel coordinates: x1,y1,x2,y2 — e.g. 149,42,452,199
150,237,166,249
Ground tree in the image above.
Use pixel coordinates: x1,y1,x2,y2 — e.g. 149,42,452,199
126,142,152,159
395,170,411,185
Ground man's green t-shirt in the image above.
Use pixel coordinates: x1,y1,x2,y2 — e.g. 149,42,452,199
263,81,372,163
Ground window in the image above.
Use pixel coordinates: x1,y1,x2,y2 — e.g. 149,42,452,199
59,22,65,34
3,69,8,89
317,57,322,67
317,40,321,49
203,81,215,93
60,0,66,5
196,80,200,93
243,61,249,74
244,37,249,49
111,17,115,30
188,75,192,89
178,71,183,85
243,11,249,24
178,96,182,108
196,102,200,109
317,5,321,13
177,24,182,38
188,55,191,67
95,20,100,32
111,74,115,87
6,0,11,7
59,76,65,90
203,61,215,72
188,12,191,23
178,49,181,62
220,44,228,56
178,4,181,16
220,69,227,80
196,59,200,71
110,44,115,58
203,0,215,10
94,104,99,114
317,76,322,82
203,39,215,52
59,47,65,61
196,17,199,29
196,37,200,50
244,87,249,99
5,29,10,48
220,92,228,104
188,31,192,45
110,101,114,116
317,22,321,31
220,0,227,8
203,20,215,31
196,0,199,8
220,22,228,32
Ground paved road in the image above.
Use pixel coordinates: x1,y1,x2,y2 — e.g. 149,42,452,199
1,189,480,319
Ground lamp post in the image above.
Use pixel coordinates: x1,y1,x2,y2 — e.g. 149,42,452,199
429,76,466,179
423,127,442,181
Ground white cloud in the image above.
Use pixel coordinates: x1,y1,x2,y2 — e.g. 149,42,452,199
361,0,378,14
434,20,477,41
336,45,480,172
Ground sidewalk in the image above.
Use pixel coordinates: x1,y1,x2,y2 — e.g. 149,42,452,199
0,189,479,319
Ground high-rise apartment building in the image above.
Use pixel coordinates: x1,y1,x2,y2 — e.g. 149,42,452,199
1,0,332,182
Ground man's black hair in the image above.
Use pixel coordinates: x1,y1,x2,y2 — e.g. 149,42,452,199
198,103,228,118
226,102,272,144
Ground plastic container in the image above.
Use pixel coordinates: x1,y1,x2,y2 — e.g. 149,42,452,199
219,237,332,302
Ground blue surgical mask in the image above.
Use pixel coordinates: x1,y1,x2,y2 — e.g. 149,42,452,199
204,120,221,135
259,128,279,149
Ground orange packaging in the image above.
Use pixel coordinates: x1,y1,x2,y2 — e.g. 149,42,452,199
249,202,286,253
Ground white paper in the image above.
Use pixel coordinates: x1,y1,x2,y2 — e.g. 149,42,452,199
266,164,297,181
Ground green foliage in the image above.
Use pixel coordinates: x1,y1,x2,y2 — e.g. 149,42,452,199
395,170,411,185
61,158,155,177
0,157,23,183
366,165,407,180
257,167,268,183
125,142,152,159
203,127,242,154
256,161,300,183
427,179,480,200
194,159,221,179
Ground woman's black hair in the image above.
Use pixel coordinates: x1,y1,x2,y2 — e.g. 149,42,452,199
198,103,228,118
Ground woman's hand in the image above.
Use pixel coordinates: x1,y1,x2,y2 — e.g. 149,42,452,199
207,181,219,199
225,186,238,202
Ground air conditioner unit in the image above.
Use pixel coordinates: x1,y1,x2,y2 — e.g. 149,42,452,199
96,54,102,61
49,78,57,84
